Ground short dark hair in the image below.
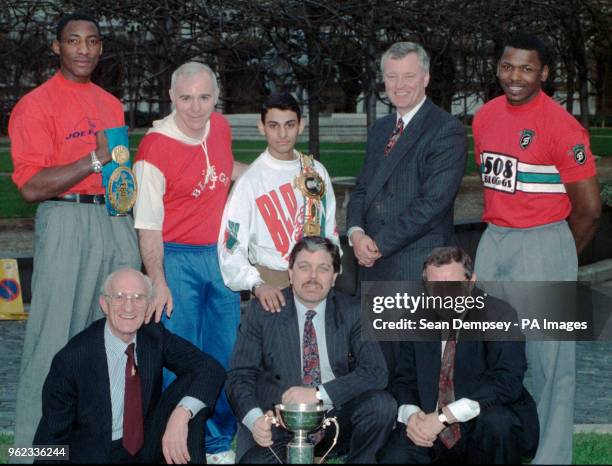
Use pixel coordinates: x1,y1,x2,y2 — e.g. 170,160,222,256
289,236,341,273
261,92,301,123
56,10,101,41
500,32,550,69
422,246,474,281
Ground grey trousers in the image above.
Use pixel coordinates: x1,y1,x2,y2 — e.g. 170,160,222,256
13,201,140,454
475,220,576,465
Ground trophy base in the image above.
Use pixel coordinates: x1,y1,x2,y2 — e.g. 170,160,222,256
287,441,314,464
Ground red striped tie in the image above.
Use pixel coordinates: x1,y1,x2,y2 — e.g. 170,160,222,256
438,338,461,449
384,118,404,156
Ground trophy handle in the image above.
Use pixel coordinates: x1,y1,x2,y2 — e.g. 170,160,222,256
317,416,339,465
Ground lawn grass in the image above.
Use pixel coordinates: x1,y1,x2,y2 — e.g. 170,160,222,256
1,127,611,219
0,432,611,464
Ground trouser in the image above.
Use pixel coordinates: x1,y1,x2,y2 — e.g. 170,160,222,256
14,201,140,455
239,390,396,464
379,405,525,464
111,372,207,464
162,242,240,454
474,220,576,465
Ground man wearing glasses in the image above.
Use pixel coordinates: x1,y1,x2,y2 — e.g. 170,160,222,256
34,268,226,464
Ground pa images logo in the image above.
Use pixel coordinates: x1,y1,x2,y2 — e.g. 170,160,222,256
573,144,587,165
519,129,535,150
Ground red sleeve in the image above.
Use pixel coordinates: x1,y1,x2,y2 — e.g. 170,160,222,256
8,98,56,189
551,122,596,184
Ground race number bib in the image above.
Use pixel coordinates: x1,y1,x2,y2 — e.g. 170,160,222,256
480,152,518,194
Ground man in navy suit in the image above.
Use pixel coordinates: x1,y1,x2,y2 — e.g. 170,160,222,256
34,268,226,464
379,247,538,464
347,41,467,281
346,41,468,378
227,236,396,463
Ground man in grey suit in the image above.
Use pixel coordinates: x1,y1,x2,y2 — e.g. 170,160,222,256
347,41,467,379
347,41,467,281
227,236,396,463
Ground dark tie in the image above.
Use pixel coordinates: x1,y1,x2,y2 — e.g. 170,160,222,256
384,118,404,156
438,336,461,449
302,310,322,387
123,343,144,456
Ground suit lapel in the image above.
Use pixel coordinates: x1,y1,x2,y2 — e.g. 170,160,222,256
136,329,156,415
417,340,441,412
324,292,342,376
92,321,113,438
364,100,432,211
278,296,303,386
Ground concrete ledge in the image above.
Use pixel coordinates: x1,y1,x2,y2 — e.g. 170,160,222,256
578,259,612,284
574,424,612,434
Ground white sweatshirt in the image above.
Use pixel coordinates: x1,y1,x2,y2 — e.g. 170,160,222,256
218,149,340,291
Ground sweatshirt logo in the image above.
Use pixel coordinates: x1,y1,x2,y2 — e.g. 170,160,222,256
224,221,240,253
65,117,99,145
519,129,535,150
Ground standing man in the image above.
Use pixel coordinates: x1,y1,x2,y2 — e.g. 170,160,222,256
9,11,140,449
227,236,396,463
218,92,340,312
346,41,467,375
133,61,246,464
473,32,600,464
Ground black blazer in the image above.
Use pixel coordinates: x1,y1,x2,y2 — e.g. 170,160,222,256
388,295,539,458
347,99,468,281
227,288,388,456
33,319,226,463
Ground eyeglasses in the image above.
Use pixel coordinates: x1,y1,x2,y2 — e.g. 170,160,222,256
105,292,148,308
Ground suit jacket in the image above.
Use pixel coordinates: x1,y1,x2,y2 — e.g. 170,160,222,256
388,294,539,458
33,319,226,463
227,288,388,455
347,98,468,281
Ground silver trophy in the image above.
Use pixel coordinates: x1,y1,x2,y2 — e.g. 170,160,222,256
267,403,339,464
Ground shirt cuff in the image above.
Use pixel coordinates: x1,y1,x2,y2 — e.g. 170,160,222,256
243,407,265,432
318,385,333,407
347,227,365,246
446,398,480,423
178,396,205,419
397,404,422,424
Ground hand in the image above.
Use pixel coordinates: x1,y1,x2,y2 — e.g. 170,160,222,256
253,284,286,313
95,131,111,165
146,280,173,324
351,231,381,267
420,411,446,439
405,411,436,448
281,387,318,405
252,410,274,447
162,406,191,464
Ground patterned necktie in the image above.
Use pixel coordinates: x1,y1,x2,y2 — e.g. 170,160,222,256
302,310,322,387
438,335,461,449
384,118,404,156
123,343,144,456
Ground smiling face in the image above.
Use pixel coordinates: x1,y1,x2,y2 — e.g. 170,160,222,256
52,20,102,83
497,47,549,106
170,71,218,139
100,269,150,343
289,249,338,308
258,108,304,161
383,52,430,116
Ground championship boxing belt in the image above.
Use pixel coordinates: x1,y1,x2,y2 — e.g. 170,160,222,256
294,153,326,236
102,125,137,216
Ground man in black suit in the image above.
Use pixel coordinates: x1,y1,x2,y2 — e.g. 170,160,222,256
347,41,467,281
227,236,396,463
379,247,538,464
34,268,226,464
